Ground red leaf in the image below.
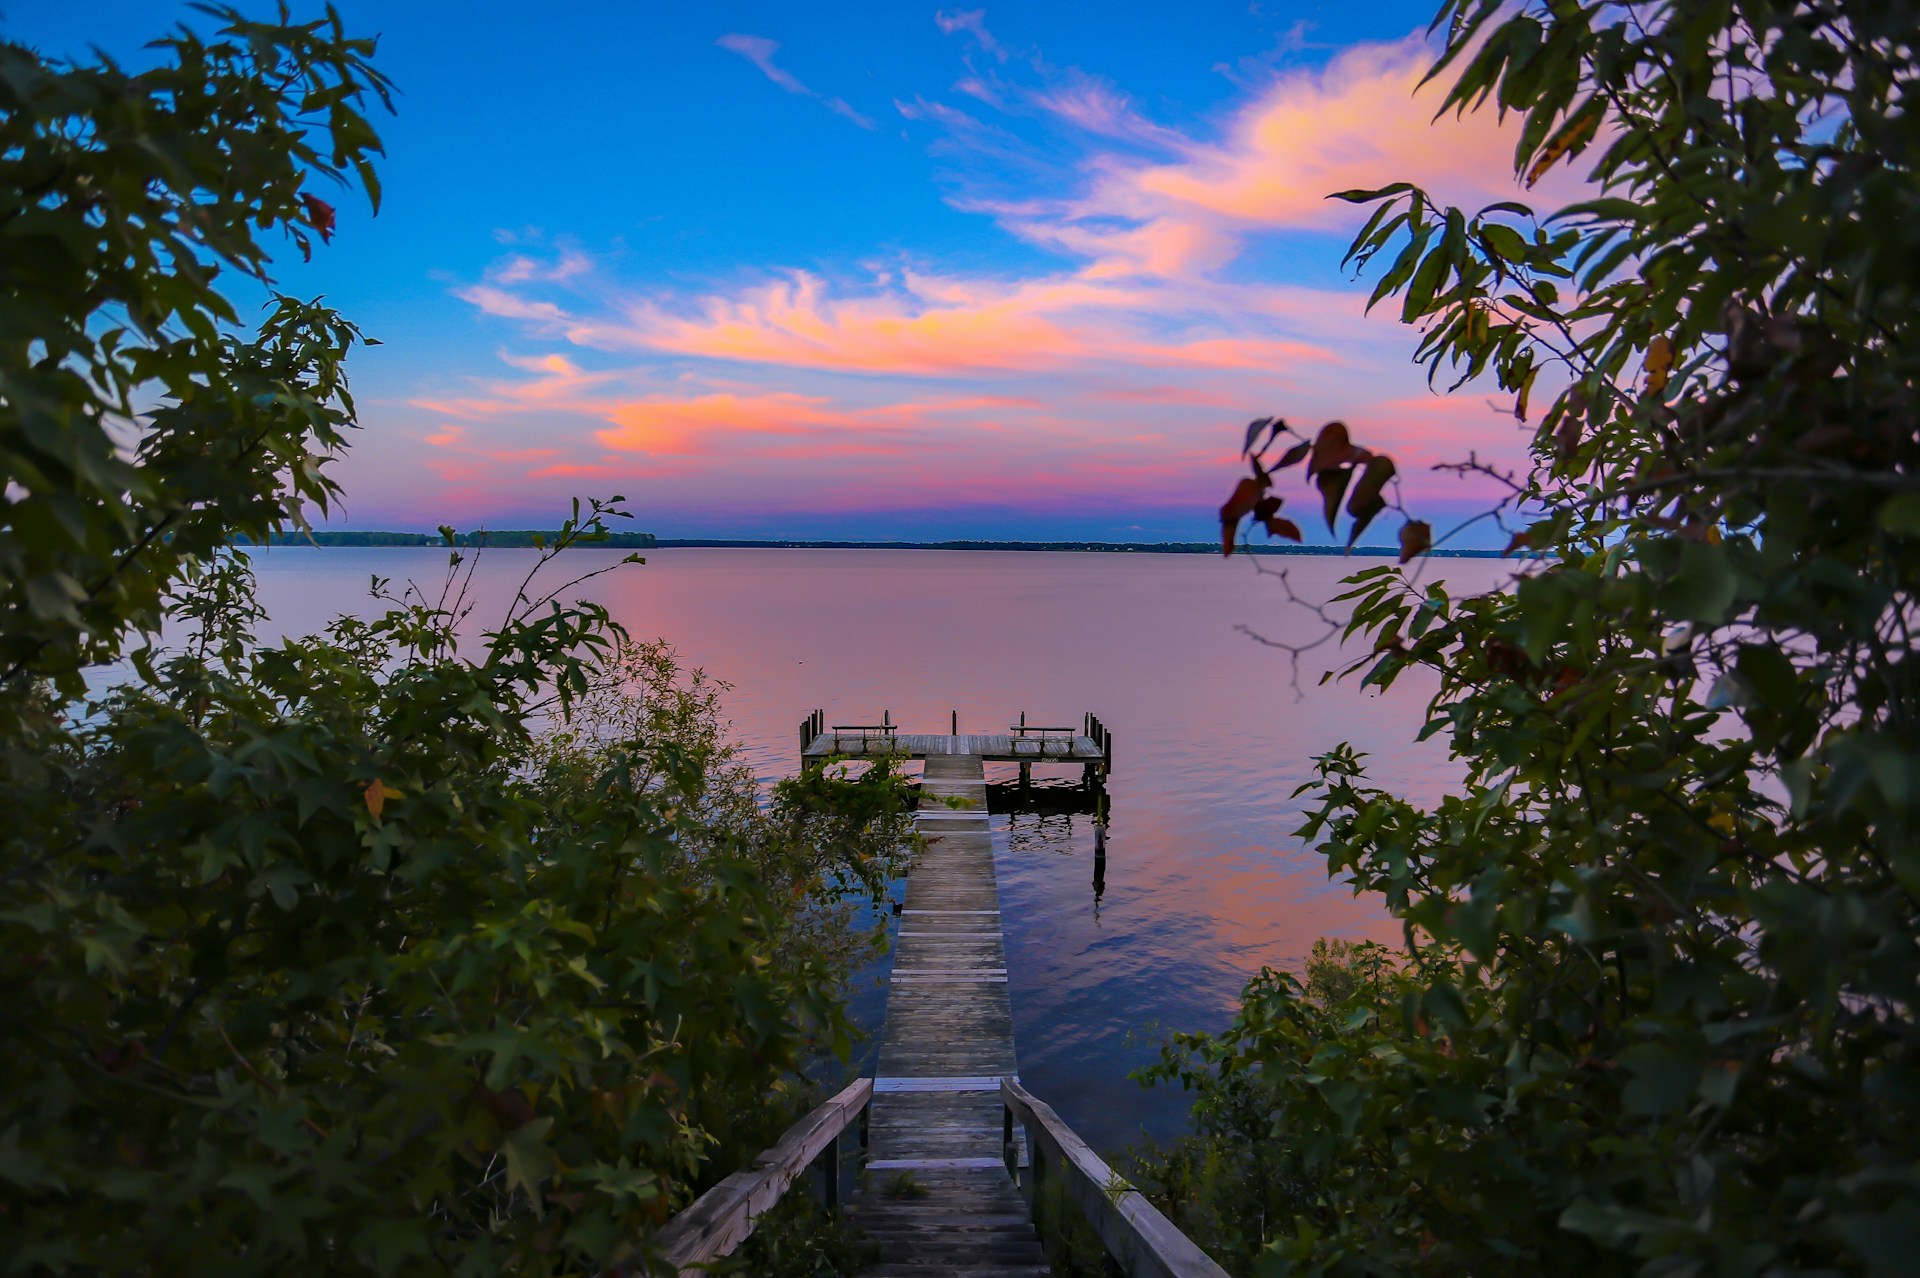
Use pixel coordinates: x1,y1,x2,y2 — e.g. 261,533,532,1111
300,193,337,243
1316,467,1353,533
1345,455,1397,544
1399,520,1432,563
1504,531,1531,555
1308,422,1352,477
1274,439,1313,470
1219,474,1269,555
1252,495,1283,521
475,1085,536,1132
1265,516,1303,542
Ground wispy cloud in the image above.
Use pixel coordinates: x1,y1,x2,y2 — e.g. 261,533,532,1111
716,33,877,129
408,26,1558,534
716,33,808,94
934,9,1006,62
1028,75,1186,150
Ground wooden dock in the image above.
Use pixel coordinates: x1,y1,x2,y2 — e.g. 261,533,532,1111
849,753,1049,1276
798,710,1114,780
650,712,1228,1278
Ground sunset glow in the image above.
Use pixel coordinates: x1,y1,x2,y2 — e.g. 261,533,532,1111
23,1,1560,542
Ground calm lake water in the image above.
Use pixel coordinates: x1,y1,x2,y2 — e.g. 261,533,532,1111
237,546,1507,1154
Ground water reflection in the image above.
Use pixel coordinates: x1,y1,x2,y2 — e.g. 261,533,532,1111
234,546,1511,1153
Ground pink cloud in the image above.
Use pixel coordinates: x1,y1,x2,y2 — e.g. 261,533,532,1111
456,284,572,326
1029,76,1185,149
549,269,1338,379
1077,36,1586,237
394,29,1563,531
489,247,592,286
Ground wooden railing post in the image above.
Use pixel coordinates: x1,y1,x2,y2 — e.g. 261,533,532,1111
820,1132,840,1215
1003,1098,1016,1184
1029,1119,1044,1237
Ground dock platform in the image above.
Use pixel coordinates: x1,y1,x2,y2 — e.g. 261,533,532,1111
798,710,1113,775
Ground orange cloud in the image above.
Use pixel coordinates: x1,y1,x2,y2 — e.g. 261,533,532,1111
399,29,1564,531
1070,35,1588,240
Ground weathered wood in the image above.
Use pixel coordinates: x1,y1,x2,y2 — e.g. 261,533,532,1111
803,731,1106,762
850,754,1049,1275
1001,1078,1229,1278
646,1076,872,1274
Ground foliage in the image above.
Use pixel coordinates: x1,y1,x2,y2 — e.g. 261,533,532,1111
1200,1,1920,1275
1127,942,1399,1276
0,11,914,1274
722,1188,878,1277
0,4,387,696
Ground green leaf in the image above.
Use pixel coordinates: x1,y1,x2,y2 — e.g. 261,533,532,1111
1618,1043,1702,1115
501,1117,556,1214
1878,493,1920,537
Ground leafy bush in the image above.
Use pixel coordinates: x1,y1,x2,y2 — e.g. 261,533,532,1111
0,10,913,1272
1191,1,1920,1275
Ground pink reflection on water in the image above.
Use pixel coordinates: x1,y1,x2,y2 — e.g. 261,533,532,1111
245,546,1508,1147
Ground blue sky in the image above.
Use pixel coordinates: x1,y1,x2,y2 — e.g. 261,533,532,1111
13,2,1564,544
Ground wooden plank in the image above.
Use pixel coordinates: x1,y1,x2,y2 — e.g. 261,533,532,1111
1001,1079,1229,1278
868,1158,1006,1171
850,752,1050,1273
875,1066,1013,1089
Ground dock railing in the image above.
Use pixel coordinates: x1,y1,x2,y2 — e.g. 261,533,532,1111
633,1077,871,1276
1001,1077,1227,1278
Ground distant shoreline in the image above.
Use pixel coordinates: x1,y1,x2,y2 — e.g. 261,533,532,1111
254,532,1508,558
651,538,1509,557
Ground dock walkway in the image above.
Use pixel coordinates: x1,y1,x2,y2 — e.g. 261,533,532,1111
849,754,1049,1276
651,715,1227,1278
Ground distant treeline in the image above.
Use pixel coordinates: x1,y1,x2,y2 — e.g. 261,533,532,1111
246,529,658,549
653,538,1509,557
244,531,1510,556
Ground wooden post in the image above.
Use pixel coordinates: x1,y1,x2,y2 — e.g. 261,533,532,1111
951,708,957,734
1003,1100,1016,1184
820,1132,840,1214
859,1102,870,1153
1029,1123,1044,1235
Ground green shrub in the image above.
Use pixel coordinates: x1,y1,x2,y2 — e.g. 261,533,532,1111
0,10,914,1272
